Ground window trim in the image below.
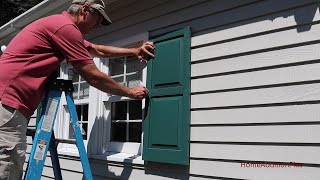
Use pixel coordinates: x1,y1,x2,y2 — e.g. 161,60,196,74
98,32,149,159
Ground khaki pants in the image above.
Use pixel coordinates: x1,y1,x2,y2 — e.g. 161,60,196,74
0,101,28,180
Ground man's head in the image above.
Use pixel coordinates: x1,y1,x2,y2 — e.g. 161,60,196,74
68,0,112,34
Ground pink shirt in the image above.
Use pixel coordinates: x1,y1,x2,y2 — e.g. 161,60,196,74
0,12,94,118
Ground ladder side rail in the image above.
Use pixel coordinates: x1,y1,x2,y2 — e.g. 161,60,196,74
65,91,93,180
24,90,62,180
49,133,62,180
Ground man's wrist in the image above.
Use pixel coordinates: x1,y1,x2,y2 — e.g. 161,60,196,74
126,88,134,98
130,47,139,57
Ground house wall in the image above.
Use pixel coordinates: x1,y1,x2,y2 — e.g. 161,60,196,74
22,0,320,179
189,0,320,179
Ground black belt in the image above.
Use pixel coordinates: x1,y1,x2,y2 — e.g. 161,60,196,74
0,101,15,113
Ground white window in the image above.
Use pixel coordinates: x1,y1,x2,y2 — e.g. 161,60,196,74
108,56,144,144
92,33,148,164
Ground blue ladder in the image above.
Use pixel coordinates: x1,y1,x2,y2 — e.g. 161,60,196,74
24,79,93,180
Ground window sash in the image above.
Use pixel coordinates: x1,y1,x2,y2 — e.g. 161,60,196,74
111,100,142,142
92,33,149,156
109,56,143,88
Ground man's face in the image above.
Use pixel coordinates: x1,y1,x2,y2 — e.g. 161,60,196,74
79,6,104,34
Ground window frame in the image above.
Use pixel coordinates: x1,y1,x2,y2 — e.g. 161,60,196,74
94,33,149,162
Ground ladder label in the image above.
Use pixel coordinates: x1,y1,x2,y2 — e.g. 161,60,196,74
34,140,47,160
41,98,59,132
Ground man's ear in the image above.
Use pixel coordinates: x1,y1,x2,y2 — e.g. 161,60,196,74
81,4,91,16
82,4,93,13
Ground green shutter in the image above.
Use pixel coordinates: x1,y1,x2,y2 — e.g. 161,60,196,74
143,27,191,165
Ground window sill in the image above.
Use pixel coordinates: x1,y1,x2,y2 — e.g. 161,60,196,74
91,152,144,165
103,95,131,102
57,145,80,157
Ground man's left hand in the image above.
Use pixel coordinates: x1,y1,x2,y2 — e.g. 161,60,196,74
134,42,155,63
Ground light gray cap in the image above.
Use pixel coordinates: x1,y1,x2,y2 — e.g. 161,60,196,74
72,0,112,25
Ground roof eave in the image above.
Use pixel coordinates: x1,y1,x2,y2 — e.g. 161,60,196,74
0,0,73,44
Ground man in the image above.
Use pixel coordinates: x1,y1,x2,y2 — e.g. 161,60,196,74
0,0,154,179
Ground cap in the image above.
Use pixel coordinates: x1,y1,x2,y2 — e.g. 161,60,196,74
72,0,112,25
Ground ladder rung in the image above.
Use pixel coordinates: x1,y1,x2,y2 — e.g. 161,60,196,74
27,128,76,144
54,138,76,144
26,128,36,137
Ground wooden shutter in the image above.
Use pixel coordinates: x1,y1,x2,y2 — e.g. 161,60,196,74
143,27,191,165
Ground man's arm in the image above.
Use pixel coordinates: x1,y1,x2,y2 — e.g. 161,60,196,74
71,63,149,99
89,42,155,63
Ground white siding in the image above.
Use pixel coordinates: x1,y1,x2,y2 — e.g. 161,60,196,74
189,0,320,179
190,160,320,180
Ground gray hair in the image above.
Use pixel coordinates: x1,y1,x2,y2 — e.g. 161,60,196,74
67,0,96,16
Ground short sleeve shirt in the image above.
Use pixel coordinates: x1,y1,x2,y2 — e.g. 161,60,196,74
0,11,94,118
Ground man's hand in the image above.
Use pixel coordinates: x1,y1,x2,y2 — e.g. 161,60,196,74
128,86,149,99
134,42,155,63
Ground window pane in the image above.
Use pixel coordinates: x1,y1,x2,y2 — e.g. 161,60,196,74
80,76,86,81
129,100,142,120
79,82,89,99
109,58,124,76
126,73,142,88
111,101,127,120
70,104,89,140
111,122,126,142
126,57,145,73
76,105,82,121
69,124,74,139
82,104,89,121
81,122,88,140
69,69,79,82
69,122,88,140
112,76,125,86
72,84,78,99
129,122,142,143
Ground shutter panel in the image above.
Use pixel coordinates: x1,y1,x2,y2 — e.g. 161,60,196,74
143,27,191,165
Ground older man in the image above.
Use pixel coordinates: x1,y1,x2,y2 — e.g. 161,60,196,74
0,0,154,179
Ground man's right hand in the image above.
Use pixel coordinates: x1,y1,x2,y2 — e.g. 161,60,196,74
128,86,149,99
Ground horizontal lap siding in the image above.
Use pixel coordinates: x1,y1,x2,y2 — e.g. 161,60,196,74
189,0,320,179
192,43,320,78
191,2,320,47
191,104,320,124
191,125,320,143
192,63,320,93
88,0,259,43
191,144,320,164
192,21,320,62
190,160,320,180
191,83,320,108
